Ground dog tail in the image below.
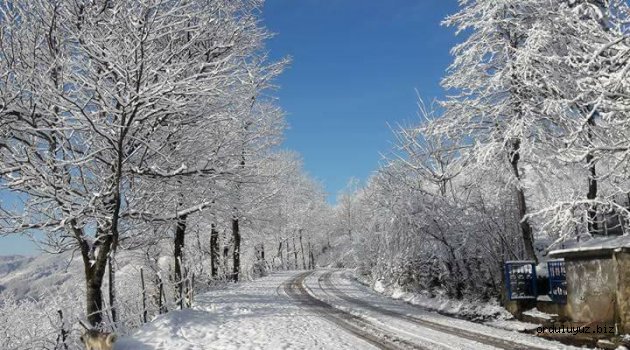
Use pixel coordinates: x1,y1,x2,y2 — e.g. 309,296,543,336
106,333,118,346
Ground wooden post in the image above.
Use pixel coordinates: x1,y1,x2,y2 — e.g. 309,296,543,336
158,276,163,314
184,265,189,308
174,216,187,309
56,310,68,350
190,273,195,307
159,277,168,314
140,268,147,323
178,259,185,309
108,254,117,324
292,236,298,270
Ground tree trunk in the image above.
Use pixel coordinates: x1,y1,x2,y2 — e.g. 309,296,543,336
292,236,298,270
285,239,290,270
308,241,313,270
586,115,599,235
443,240,464,299
82,228,113,326
277,241,284,270
509,140,537,263
223,241,230,277
299,229,306,270
232,129,246,282
210,223,219,278
232,216,241,282
86,270,105,326
74,220,114,327
174,215,188,309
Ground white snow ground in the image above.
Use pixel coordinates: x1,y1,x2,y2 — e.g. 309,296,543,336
116,271,377,350
117,270,582,350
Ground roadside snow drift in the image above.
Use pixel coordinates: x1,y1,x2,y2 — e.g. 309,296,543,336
116,271,375,350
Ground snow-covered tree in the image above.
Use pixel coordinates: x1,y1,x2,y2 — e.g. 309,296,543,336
0,0,284,326
510,0,630,238
435,0,582,261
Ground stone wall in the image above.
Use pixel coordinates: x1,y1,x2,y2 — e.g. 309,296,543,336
537,300,567,320
565,257,617,324
614,252,630,333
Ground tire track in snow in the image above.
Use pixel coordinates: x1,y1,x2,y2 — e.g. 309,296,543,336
314,272,461,349
319,270,547,350
283,271,428,350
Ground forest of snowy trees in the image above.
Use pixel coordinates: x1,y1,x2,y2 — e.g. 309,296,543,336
1,0,630,349
327,0,630,302
0,0,332,348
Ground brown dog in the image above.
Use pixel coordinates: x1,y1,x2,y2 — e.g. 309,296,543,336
79,329,117,350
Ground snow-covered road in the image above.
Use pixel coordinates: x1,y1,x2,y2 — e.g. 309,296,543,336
117,270,580,350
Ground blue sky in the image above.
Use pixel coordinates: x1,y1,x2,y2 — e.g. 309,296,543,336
263,0,459,202
0,1,461,256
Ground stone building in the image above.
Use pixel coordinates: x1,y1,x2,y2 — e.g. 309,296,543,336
548,235,630,333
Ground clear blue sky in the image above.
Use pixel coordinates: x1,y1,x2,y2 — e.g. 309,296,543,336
263,0,459,202
0,1,461,256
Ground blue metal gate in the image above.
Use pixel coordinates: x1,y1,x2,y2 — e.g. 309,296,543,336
504,261,537,300
547,260,567,304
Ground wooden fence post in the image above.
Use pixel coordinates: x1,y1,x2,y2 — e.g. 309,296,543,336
56,309,68,350
141,268,148,323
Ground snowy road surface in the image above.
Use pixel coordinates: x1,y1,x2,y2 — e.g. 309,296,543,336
117,270,580,350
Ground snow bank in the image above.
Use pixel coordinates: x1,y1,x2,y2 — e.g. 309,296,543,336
358,274,512,322
522,308,558,321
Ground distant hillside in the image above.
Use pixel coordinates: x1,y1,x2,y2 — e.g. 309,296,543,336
0,252,83,301
0,245,177,304
0,255,35,277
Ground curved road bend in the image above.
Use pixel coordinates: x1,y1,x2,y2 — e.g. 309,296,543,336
317,270,547,350
284,270,555,350
282,271,428,350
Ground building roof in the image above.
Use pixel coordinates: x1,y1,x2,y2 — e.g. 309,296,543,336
548,235,630,259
